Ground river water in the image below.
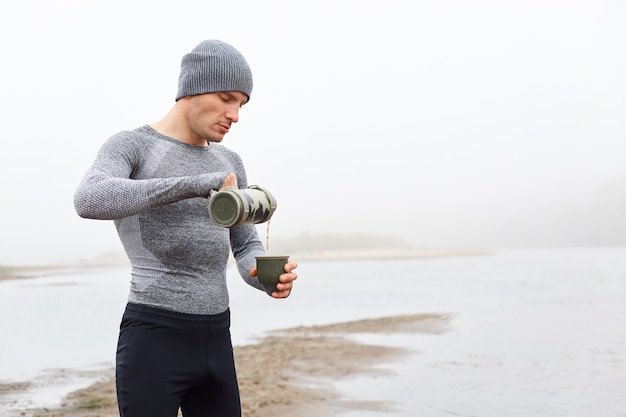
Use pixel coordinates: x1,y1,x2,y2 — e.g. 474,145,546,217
1,247,625,416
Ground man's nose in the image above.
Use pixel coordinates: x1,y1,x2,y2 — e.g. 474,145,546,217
226,107,239,123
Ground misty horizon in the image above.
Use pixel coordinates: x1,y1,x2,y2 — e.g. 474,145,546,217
2,0,625,266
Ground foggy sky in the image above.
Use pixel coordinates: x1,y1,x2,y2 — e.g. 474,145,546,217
1,0,625,265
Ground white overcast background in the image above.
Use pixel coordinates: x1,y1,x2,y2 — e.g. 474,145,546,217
1,0,625,265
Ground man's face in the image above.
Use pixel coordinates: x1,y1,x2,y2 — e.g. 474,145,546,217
184,91,249,146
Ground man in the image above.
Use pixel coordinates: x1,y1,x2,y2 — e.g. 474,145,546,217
74,39,298,417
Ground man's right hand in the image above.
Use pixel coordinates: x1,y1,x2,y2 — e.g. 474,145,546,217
220,173,238,189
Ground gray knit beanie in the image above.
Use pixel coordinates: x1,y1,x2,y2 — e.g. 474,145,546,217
176,40,253,101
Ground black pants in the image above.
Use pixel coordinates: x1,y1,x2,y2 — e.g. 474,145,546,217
116,303,241,417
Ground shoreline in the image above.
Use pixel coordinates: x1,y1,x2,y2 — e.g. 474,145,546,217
4,313,451,417
0,248,486,281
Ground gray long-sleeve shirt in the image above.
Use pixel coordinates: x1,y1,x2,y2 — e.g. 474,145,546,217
74,125,270,315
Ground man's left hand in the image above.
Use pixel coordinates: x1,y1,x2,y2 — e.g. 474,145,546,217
271,261,298,298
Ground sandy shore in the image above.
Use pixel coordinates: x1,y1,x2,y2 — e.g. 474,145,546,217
7,313,451,417
0,248,462,416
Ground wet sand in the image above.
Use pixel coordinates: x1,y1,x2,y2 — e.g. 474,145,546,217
8,313,450,417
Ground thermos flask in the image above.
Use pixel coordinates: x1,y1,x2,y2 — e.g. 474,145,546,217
208,185,277,228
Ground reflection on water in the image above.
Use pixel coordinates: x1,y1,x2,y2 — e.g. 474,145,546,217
327,248,626,417
1,248,625,416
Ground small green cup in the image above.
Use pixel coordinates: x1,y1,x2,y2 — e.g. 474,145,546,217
255,255,289,285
